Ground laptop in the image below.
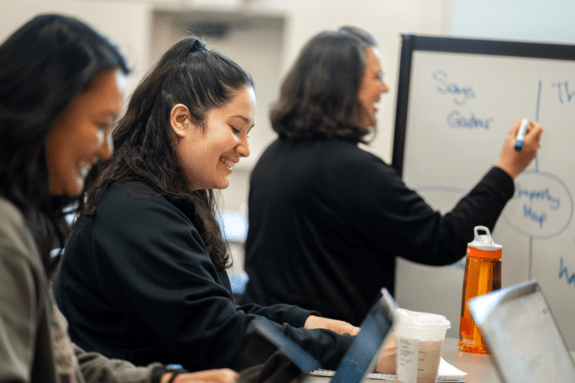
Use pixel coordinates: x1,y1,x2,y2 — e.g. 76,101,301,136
251,288,397,382
468,280,575,383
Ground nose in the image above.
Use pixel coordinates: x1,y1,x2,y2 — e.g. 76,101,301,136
98,131,114,160
381,81,389,94
236,135,250,158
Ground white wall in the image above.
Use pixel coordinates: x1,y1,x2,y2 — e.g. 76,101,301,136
0,0,158,97
450,0,575,44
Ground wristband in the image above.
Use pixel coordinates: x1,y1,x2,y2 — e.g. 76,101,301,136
166,368,187,383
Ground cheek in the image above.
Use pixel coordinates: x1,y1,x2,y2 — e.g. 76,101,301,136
370,83,381,98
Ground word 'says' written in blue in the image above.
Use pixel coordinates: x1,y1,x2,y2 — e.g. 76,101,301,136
559,257,575,287
515,183,560,228
432,70,494,130
432,70,475,106
552,80,575,104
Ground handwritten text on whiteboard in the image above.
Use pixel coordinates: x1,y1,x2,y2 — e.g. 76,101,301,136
433,70,494,130
551,81,575,104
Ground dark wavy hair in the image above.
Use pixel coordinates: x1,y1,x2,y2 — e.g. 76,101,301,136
0,14,130,278
270,27,377,144
84,38,254,270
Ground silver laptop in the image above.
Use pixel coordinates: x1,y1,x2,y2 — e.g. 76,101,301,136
252,288,397,382
469,280,575,383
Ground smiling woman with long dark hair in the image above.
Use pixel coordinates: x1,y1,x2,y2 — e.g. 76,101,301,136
53,36,362,374
0,14,237,383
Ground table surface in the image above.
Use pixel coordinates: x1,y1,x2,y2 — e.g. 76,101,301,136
443,337,575,382
440,337,501,382
305,337,575,382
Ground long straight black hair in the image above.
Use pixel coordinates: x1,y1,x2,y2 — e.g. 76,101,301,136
0,14,130,278
85,38,254,270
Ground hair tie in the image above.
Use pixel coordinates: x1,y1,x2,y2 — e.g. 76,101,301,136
189,39,207,53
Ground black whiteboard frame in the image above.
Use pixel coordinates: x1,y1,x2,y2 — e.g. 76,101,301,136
392,34,575,177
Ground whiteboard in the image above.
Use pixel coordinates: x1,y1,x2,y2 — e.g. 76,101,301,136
392,35,575,349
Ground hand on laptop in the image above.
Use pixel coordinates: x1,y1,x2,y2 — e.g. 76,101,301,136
375,333,396,374
304,315,360,335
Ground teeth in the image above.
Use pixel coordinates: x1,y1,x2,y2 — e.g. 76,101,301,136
80,166,89,177
219,157,235,169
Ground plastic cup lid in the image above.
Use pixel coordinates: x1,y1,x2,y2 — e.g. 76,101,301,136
394,308,451,330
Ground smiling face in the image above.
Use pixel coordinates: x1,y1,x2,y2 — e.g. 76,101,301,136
173,85,256,191
45,69,125,197
357,47,389,128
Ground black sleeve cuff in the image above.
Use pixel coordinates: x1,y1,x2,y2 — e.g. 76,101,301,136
287,307,323,328
151,366,189,383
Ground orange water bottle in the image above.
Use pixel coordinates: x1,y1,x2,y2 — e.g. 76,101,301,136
459,225,501,354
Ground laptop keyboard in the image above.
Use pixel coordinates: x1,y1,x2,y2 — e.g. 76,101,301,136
310,369,396,380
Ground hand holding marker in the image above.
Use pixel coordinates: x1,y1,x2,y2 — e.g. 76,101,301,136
514,118,530,151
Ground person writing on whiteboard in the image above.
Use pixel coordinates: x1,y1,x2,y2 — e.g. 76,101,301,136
240,26,543,326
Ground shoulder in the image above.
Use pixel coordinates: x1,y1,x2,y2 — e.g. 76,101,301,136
96,180,174,218
99,179,160,206
254,138,396,187
327,139,383,162
320,140,393,176
260,137,385,165
0,197,27,230
0,197,26,227
0,198,45,288
94,180,198,230
316,142,407,204
0,197,38,262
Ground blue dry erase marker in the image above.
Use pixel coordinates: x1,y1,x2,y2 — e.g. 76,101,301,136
514,118,529,151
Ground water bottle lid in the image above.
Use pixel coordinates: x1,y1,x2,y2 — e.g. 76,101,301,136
467,226,502,259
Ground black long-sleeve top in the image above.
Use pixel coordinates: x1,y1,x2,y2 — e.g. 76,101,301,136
241,137,515,326
53,180,353,371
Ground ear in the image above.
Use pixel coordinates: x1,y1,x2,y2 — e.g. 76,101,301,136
170,104,191,138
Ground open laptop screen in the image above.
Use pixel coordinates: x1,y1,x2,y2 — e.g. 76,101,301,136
331,288,395,382
251,288,396,382
469,281,575,383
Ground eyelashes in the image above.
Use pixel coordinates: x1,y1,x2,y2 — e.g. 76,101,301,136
230,126,250,139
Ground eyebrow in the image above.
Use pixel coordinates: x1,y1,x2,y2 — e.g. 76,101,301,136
100,111,119,120
229,115,250,124
229,115,255,131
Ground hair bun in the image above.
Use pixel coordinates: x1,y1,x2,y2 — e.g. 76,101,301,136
189,39,207,53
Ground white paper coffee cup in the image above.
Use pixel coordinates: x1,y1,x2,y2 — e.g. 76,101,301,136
394,309,451,383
